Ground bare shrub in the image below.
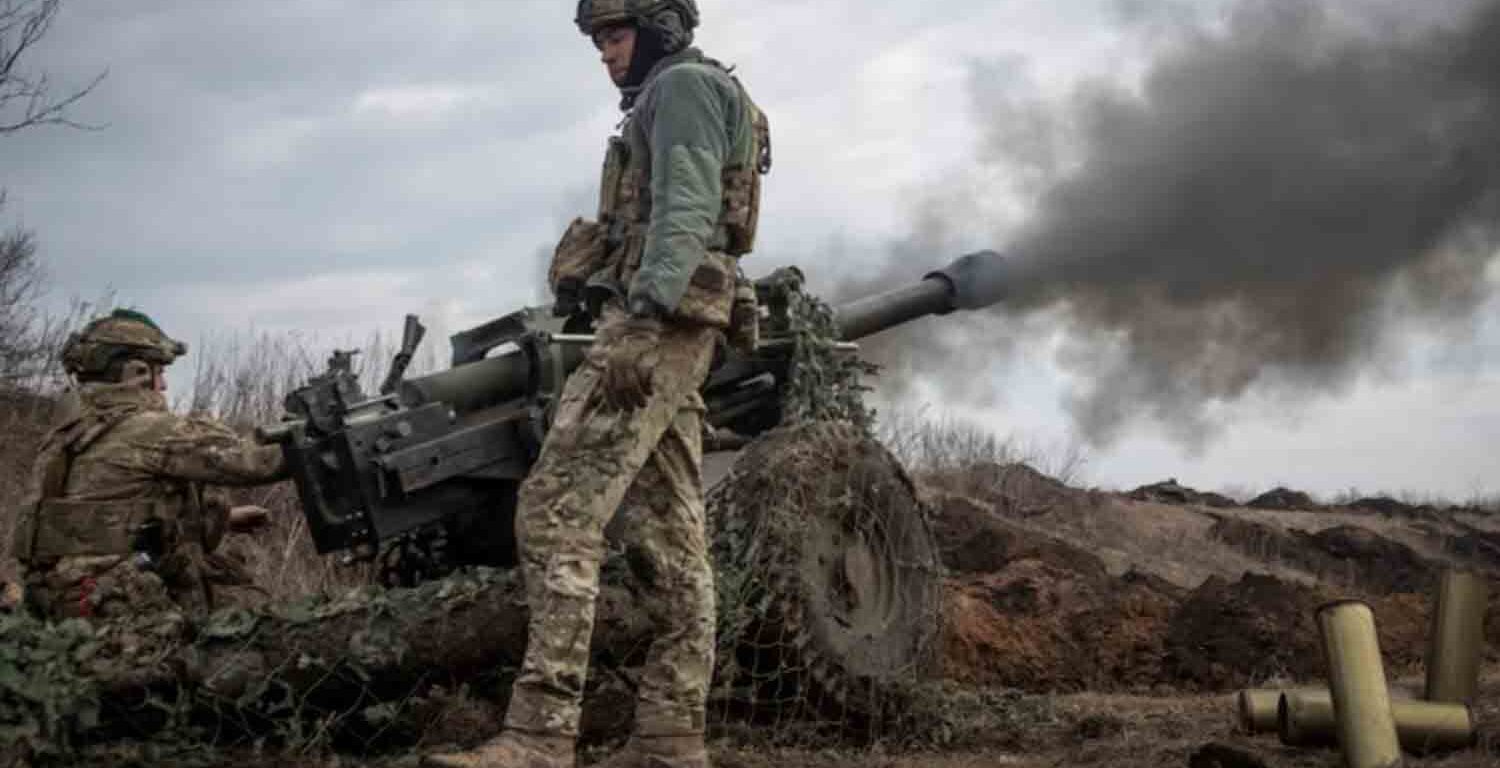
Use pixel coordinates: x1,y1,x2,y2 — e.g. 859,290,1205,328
877,407,1089,507
1,0,105,135
877,408,1024,472
0,208,81,390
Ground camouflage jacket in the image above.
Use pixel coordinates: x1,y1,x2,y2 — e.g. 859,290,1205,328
605,48,765,321
11,382,288,567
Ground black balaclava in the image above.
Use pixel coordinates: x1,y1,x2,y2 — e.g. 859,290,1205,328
622,23,669,89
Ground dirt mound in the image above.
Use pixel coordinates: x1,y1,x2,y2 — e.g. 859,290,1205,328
941,558,1451,694
918,462,1079,519
1126,479,1237,508
926,492,1108,576
1164,573,1328,688
940,561,1177,692
928,467,1490,696
1163,574,1435,690
1309,525,1435,592
1347,495,1427,516
930,487,1181,692
1245,487,1320,511
1208,516,1440,594
1399,515,1500,575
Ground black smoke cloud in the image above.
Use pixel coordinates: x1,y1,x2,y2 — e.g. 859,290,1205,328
859,0,1500,448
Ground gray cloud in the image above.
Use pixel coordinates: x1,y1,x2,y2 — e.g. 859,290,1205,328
2,1,605,326
862,0,1500,448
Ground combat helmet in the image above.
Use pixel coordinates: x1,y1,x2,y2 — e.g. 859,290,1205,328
575,0,699,52
61,308,187,382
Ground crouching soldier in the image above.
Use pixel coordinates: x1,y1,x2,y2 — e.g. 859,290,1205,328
9,309,289,620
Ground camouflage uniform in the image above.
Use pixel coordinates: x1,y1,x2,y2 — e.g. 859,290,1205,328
507,306,720,736
428,3,766,767
9,311,288,621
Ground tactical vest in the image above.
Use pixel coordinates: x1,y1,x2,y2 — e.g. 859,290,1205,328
12,406,199,566
548,60,770,329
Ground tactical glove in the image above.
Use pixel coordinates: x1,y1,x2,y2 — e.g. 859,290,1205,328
553,277,584,318
548,218,606,317
601,317,662,410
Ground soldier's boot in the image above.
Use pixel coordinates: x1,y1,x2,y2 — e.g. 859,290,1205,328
421,730,576,768
590,734,710,768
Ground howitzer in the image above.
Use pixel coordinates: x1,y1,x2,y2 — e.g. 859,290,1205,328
258,253,996,718
258,252,995,586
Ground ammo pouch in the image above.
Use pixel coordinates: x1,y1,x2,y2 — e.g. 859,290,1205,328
672,252,738,329
726,267,760,354
18,497,178,563
549,217,608,306
721,87,771,256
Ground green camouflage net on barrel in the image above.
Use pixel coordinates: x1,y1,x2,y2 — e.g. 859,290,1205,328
756,268,879,431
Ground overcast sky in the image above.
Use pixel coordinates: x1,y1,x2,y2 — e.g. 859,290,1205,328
4,0,1498,500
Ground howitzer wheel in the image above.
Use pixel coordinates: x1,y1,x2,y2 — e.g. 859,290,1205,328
707,421,943,726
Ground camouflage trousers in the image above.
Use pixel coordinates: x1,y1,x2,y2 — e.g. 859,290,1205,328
505,312,720,738
24,552,201,621
22,544,265,621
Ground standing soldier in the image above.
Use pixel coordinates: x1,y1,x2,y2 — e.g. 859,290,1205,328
427,1,768,767
9,309,288,620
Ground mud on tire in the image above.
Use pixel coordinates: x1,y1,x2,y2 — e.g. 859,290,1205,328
707,421,944,732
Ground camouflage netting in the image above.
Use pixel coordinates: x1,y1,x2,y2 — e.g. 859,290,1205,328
757,269,878,431
707,421,945,743
0,614,104,760
3,569,563,764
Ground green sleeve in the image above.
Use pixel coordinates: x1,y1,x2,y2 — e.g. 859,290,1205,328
630,65,734,313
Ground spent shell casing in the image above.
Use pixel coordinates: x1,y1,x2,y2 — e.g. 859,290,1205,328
1279,690,1476,754
1425,569,1490,704
1317,599,1404,768
1239,688,1319,734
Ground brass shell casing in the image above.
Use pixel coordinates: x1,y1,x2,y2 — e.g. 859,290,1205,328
1425,569,1490,704
1238,689,1281,733
1280,689,1337,747
1317,600,1404,768
1278,690,1476,754
1239,688,1315,733
1393,699,1478,755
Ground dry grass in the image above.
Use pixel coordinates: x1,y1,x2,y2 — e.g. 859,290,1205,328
876,407,1088,487
1052,498,1311,588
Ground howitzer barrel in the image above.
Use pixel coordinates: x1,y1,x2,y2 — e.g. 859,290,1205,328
833,249,1003,340
399,349,531,413
399,251,1008,413
835,277,954,341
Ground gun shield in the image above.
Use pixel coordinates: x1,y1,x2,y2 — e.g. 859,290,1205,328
1279,690,1475,754
1425,569,1490,704
1317,599,1404,768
